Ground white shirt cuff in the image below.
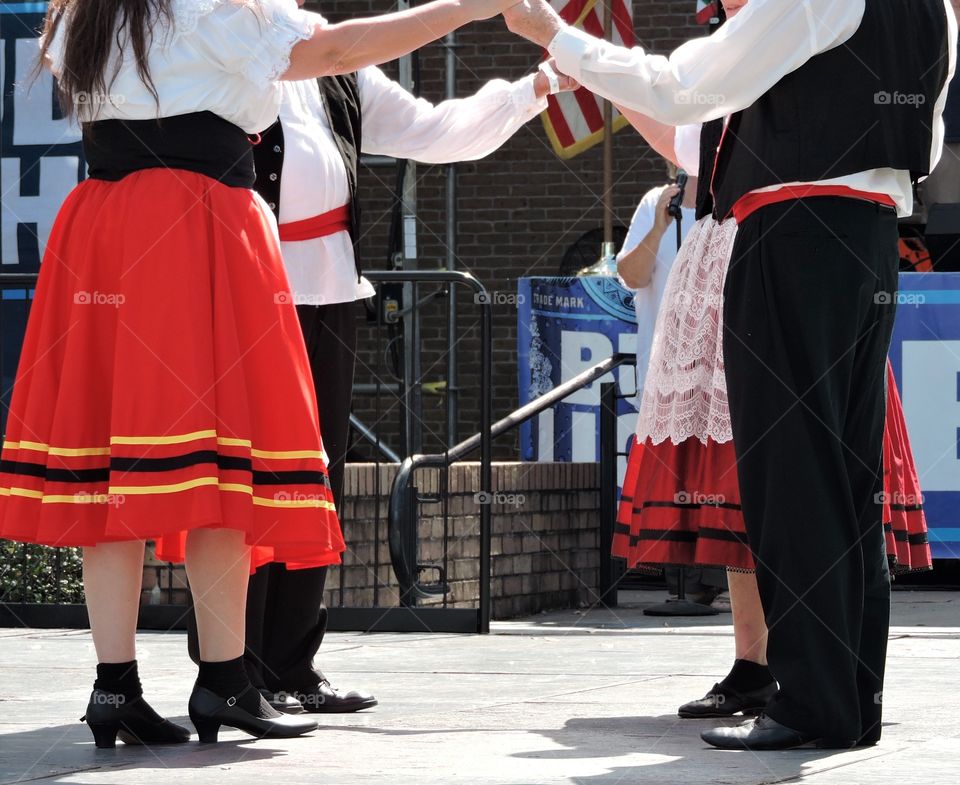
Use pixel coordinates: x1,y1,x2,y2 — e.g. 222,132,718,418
547,25,595,83
514,73,549,114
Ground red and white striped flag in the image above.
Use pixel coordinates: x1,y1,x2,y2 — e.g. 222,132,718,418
695,0,720,24
540,0,636,159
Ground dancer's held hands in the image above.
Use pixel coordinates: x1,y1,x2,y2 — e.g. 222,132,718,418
533,59,579,98
503,0,565,48
471,0,527,20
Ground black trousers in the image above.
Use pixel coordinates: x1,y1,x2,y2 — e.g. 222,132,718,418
723,198,897,742
188,301,357,691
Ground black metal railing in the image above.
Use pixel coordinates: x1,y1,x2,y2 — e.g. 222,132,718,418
598,380,631,607
387,353,636,633
328,270,493,634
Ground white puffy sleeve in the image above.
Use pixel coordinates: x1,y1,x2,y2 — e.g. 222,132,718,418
673,124,702,177
617,187,662,266
359,67,547,162
42,12,68,77
185,0,317,86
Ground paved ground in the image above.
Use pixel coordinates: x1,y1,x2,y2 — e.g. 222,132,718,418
1,589,957,784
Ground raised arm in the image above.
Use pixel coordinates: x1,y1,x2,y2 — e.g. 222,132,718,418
358,63,575,163
504,0,865,125
284,0,518,80
617,186,679,289
615,108,678,167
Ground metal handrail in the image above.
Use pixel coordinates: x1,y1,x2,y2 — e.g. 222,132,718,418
388,351,637,630
363,270,492,625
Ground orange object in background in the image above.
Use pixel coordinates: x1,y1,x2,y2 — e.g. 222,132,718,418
899,235,934,272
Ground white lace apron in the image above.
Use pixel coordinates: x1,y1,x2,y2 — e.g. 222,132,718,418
635,215,739,445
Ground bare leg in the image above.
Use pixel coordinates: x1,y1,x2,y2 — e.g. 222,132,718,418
678,568,773,717
83,540,144,663
728,569,768,665
186,528,251,662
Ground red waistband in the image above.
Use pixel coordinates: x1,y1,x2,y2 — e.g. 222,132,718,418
278,204,351,242
731,185,897,223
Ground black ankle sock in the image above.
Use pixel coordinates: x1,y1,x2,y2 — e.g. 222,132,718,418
721,659,774,692
94,660,143,700
197,656,259,712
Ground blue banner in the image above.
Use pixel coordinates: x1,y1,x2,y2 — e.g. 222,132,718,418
517,275,639,486
889,272,960,559
1,1,84,274
1,2,80,429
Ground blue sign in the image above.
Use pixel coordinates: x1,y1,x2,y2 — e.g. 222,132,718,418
889,272,960,559
1,1,85,274
517,275,639,486
1,2,78,430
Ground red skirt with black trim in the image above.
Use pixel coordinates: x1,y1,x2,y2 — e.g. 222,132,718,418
614,361,931,574
0,170,344,570
881,362,931,573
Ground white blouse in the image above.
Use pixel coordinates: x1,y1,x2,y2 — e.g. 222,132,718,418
45,0,318,134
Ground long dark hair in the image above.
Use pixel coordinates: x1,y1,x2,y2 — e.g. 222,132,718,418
39,0,171,117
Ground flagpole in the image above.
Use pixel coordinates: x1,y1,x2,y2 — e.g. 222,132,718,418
601,0,615,267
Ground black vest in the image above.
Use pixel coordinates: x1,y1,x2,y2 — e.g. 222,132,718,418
695,119,724,220
253,73,363,279
712,0,950,220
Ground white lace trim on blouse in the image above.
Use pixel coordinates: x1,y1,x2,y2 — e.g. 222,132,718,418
168,0,314,84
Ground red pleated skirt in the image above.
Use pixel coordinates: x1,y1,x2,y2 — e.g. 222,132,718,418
0,170,345,570
614,362,931,574
881,362,931,573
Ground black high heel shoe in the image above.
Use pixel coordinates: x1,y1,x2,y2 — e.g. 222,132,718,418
82,690,191,749
188,684,318,743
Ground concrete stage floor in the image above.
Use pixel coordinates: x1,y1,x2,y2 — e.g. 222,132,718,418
1,589,956,784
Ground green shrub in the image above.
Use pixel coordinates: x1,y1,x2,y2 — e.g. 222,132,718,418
0,541,84,604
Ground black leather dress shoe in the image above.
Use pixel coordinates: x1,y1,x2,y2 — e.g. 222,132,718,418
295,679,378,713
678,680,777,718
701,714,858,750
259,688,304,714
82,690,191,749
188,684,318,743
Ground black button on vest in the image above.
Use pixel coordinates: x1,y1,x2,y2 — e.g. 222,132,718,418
711,0,950,220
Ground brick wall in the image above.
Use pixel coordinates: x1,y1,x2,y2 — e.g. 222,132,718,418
330,461,602,619
142,461,602,620
302,2,703,458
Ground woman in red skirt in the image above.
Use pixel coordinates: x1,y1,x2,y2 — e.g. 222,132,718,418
614,109,932,720
0,0,516,747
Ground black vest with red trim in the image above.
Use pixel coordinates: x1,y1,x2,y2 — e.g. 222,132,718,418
253,74,363,280
711,0,950,220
